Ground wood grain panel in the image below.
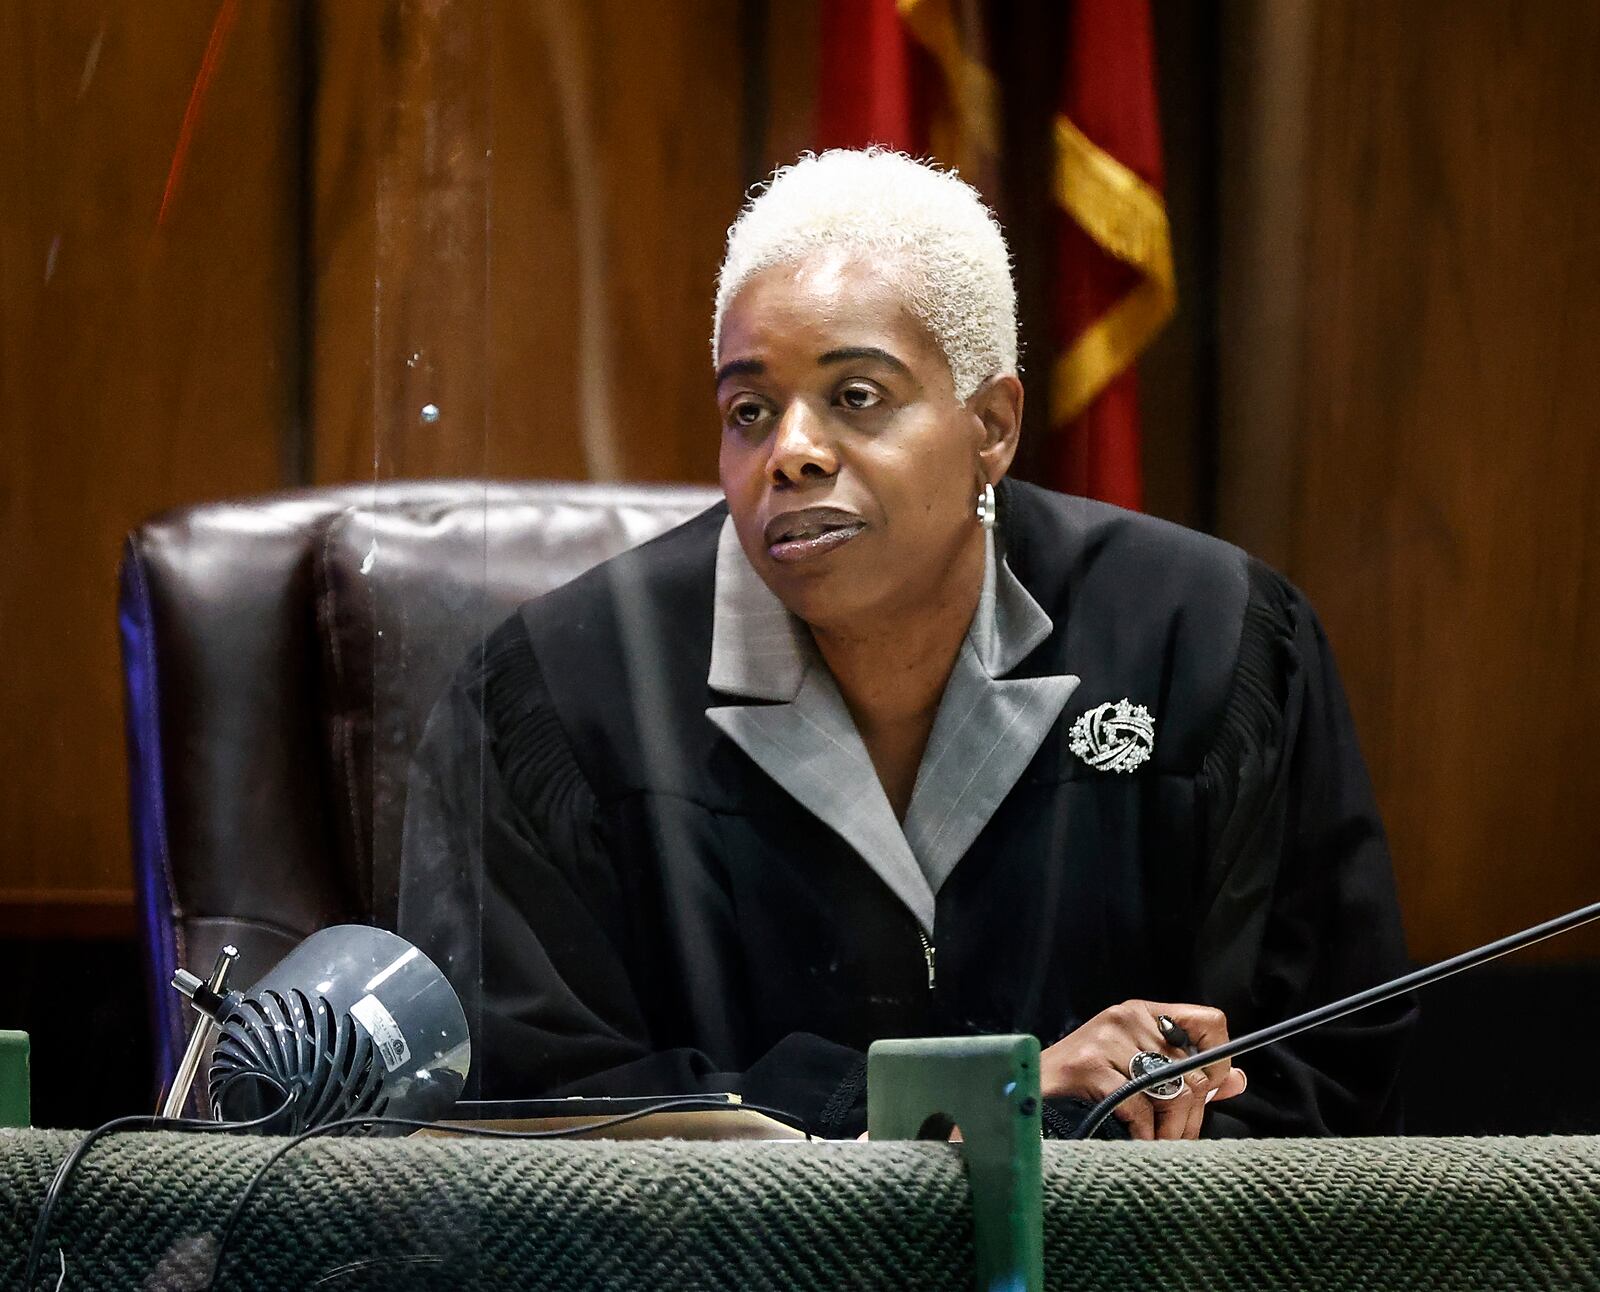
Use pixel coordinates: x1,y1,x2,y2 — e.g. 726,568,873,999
762,0,822,181
1227,1,1600,961
310,0,491,484
1,0,797,915
312,0,755,487
0,2,299,906
1215,0,1313,570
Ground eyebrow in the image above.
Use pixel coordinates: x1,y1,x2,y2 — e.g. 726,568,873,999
715,358,765,386
818,346,912,377
715,345,913,388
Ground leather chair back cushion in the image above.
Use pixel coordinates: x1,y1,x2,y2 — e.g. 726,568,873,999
121,481,718,1089
122,485,436,1083
314,483,721,928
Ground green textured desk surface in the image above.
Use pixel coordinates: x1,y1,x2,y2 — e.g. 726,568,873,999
2,1130,1599,1290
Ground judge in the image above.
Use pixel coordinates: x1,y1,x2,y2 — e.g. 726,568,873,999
399,149,1414,1140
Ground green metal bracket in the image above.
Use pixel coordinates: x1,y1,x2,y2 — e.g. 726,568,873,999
0,1030,29,1128
868,1034,1042,1292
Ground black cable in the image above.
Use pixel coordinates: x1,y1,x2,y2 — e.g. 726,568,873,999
21,1073,294,1292
1069,896,1600,1140
204,1096,812,1292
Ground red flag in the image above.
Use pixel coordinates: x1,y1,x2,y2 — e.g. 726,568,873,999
816,0,1172,511
1047,0,1176,509
817,0,927,153
816,0,997,189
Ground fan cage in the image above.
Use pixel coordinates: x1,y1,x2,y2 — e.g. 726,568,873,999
208,988,392,1134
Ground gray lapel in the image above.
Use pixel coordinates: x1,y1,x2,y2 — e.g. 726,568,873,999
903,540,1080,893
706,668,938,934
707,517,811,702
902,642,1079,894
707,519,936,930
704,517,1077,930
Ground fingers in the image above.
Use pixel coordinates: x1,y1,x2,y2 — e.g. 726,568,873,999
1040,999,1248,1141
1108,1001,1245,1138
1108,1002,1177,1139
1174,1081,1206,1142
1212,1067,1248,1102
1140,1001,1238,1089
1099,1003,1192,1140
1150,1090,1196,1139
1112,1003,1201,1140
1146,1068,1212,1141
1110,1088,1156,1141
1175,1066,1246,1140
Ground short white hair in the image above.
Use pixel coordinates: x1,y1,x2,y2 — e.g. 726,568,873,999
713,149,1017,401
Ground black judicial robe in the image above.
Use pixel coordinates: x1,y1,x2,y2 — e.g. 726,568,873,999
398,479,1415,1138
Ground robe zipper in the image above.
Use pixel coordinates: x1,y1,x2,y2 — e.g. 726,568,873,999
917,930,936,991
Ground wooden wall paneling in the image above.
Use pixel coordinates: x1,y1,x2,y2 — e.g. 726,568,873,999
0,2,302,911
486,0,747,485
313,0,753,489
1215,0,1313,571
1224,1,1600,961
305,2,381,487
761,0,821,179
479,0,589,482
307,0,759,887
311,0,492,484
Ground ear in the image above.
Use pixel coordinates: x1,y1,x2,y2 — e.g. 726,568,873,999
968,373,1024,484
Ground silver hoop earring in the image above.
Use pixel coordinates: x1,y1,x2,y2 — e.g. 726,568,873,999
976,482,997,531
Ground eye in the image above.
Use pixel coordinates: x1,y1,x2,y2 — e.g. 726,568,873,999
836,382,884,411
726,399,769,429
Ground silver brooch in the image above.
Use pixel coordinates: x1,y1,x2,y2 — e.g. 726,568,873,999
1069,699,1155,773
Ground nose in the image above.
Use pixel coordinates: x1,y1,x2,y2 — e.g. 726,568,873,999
766,402,838,487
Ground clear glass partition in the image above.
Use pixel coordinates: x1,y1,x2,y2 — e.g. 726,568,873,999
6,12,1600,1272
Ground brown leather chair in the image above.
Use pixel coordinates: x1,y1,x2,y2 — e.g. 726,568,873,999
118,480,720,1092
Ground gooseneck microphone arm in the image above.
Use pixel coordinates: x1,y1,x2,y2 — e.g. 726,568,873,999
158,944,239,1119
1069,896,1600,1141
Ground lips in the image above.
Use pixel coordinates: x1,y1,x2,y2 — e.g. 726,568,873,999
763,506,866,563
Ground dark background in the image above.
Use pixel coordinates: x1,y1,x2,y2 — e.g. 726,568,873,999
2,0,1596,1129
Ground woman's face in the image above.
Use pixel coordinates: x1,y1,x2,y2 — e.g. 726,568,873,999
716,249,1018,634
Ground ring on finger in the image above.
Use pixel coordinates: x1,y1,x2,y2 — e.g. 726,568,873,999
1128,1050,1185,1101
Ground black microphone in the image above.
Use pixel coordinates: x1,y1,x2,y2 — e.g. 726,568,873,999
1070,897,1600,1140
